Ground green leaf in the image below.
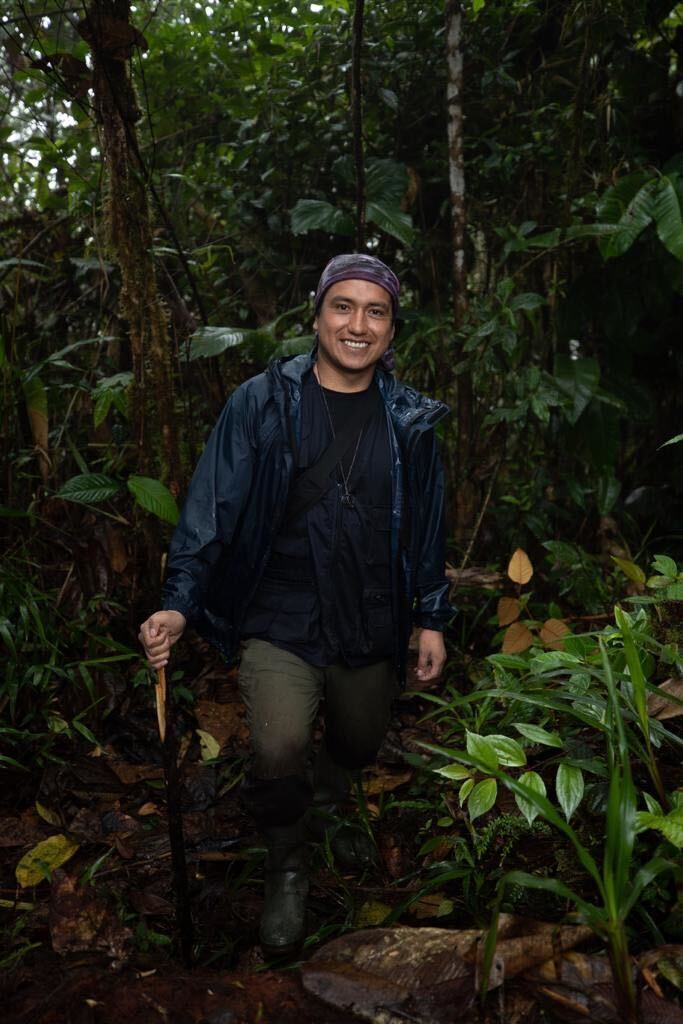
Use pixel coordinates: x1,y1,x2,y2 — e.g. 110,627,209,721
0,505,30,518
652,554,678,579
652,175,683,262
553,355,600,424
365,158,408,205
467,778,497,821
485,734,527,767
603,177,657,259
611,556,646,585
58,474,121,505
459,777,474,806
127,476,179,525
513,723,563,748
509,292,545,312
434,764,472,781
466,731,499,771
186,326,249,360
659,433,683,449
515,771,546,824
290,199,353,236
93,390,114,427
556,762,584,821
366,201,414,245
529,651,582,674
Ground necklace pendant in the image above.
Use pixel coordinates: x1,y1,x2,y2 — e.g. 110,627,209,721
341,492,355,509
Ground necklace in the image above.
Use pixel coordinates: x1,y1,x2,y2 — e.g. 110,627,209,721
317,381,364,509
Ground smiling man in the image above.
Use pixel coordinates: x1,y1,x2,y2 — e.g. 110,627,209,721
139,254,454,955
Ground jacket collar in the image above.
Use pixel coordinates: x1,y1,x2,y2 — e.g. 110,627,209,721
270,351,449,435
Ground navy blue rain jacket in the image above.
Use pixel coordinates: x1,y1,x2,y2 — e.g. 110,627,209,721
162,352,454,679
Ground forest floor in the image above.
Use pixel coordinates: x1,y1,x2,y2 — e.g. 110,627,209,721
3,648,683,1024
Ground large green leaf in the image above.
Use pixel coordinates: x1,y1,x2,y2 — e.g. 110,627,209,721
553,355,600,424
127,476,179,525
186,326,250,360
366,201,414,245
652,175,683,262
603,178,657,259
58,474,121,504
290,199,353,236
366,159,408,205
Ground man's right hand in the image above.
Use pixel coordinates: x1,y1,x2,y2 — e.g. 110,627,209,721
139,610,187,669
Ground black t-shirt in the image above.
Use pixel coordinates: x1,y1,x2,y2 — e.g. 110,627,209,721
241,370,394,666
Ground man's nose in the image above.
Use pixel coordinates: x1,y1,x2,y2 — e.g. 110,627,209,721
348,308,367,334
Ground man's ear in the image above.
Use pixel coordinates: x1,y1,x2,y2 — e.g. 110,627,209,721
313,316,319,333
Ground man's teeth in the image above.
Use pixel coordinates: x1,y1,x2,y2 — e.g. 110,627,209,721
342,340,369,349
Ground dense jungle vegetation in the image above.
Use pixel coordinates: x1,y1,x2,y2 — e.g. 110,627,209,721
2,1,683,1021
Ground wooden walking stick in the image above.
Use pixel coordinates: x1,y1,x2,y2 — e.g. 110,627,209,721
155,665,167,743
155,663,193,967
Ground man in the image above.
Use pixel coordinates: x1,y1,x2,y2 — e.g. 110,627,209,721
139,253,453,955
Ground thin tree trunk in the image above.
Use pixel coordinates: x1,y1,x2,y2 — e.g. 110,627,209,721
446,1,476,547
351,0,366,252
83,0,179,491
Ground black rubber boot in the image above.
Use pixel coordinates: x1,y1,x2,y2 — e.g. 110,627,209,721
259,824,309,957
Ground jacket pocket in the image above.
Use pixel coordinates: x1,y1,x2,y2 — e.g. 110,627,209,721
365,506,392,566
360,587,394,656
243,582,317,644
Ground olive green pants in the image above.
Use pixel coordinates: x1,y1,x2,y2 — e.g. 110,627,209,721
238,638,397,827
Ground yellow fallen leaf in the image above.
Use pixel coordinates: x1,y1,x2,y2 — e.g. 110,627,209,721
137,802,159,816
16,835,80,887
497,596,521,626
354,899,392,927
35,801,62,827
362,770,412,795
502,621,534,654
539,618,570,650
507,548,534,585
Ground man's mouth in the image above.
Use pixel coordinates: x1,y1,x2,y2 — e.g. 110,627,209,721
341,340,369,350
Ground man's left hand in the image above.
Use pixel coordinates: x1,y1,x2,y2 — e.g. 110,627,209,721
416,628,446,682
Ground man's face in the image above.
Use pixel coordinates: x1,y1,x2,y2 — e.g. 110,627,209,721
313,279,395,383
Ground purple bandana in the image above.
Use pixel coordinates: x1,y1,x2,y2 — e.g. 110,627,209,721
314,254,400,318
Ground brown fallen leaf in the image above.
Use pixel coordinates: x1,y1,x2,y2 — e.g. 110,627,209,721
527,950,683,1023
49,869,133,959
302,917,593,1023
647,679,683,721
194,698,249,751
362,769,413,796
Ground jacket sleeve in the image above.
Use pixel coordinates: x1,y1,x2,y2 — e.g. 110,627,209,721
161,385,257,623
411,429,456,631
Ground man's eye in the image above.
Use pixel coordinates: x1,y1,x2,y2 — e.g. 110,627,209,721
335,303,349,312
370,308,387,318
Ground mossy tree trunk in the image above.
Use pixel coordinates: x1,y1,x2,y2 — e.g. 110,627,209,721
82,0,179,493
446,0,477,549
